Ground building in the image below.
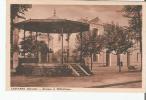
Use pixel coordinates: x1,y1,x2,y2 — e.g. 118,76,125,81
79,17,141,68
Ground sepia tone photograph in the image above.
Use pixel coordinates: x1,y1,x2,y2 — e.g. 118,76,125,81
8,3,143,89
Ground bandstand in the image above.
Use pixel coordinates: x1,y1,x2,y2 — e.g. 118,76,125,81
15,13,92,76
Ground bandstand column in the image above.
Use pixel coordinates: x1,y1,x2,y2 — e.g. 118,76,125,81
61,33,64,64
67,33,71,63
23,30,26,58
47,33,50,63
67,36,69,63
38,51,41,63
35,32,39,63
80,32,83,63
30,31,33,41
36,32,38,42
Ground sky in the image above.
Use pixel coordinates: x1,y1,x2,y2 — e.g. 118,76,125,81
21,5,130,52
25,5,129,26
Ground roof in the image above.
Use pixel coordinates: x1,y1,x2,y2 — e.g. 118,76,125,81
89,17,103,26
15,19,89,33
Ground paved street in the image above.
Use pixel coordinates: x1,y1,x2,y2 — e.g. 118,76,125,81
11,65,142,88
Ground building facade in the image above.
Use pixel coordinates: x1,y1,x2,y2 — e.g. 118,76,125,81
80,17,141,68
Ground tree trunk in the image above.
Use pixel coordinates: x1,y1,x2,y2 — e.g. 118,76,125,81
140,52,142,72
117,54,120,66
10,18,14,69
90,53,93,70
13,28,20,70
117,54,121,72
140,40,142,72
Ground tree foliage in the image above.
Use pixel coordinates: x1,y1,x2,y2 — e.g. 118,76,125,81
11,4,32,22
122,5,142,51
20,35,49,57
103,23,133,55
10,4,32,55
76,28,105,57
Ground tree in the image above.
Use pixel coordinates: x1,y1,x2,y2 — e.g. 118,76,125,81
19,35,37,57
122,6,142,39
76,28,104,70
20,34,49,58
122,5,142,71
20,38,49,64
103,23,133,72
10,4,32,68
11,4,32,51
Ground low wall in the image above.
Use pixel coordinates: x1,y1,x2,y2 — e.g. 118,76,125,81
16,63,72,76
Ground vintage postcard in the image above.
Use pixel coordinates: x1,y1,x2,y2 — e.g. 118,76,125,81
6,0,146,92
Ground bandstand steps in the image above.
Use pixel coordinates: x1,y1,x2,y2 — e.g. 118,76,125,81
71,64,86,76
67,63,90,76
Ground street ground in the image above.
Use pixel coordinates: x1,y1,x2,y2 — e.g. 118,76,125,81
11,65,142,88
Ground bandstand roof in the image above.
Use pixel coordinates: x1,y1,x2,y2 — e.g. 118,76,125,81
15,19,89,33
